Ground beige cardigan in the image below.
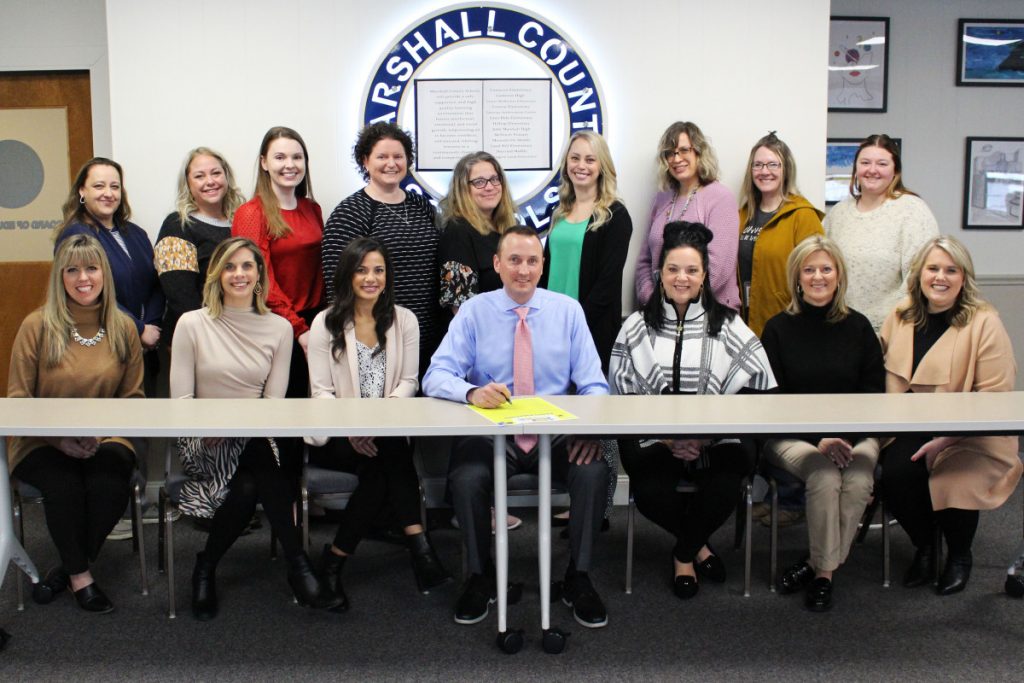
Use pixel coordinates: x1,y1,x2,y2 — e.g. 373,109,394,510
305,306,419,445
880,305,1021,510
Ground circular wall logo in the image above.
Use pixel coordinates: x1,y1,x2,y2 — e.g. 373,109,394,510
0,140,45,209
361,3,606,229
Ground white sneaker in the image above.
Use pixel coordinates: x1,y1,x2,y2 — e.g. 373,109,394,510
143,507,180,524
451,509,523,533
106,519,134,541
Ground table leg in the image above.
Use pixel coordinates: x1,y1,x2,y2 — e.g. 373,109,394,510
538,435,551,630
493,435,508,634
0,438,40,590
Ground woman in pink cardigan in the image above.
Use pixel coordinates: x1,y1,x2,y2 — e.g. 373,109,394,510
306,237,450,610
635,121,740,310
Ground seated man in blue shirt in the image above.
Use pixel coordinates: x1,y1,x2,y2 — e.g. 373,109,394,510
423,225,610,629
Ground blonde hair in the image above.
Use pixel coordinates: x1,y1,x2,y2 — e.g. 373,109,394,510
898,236,986,329
784,235,850,322
202,237,270,318
175,147,246,226
439,151,517,236
738,132,800,215
551,131,620,232
253,127,314,240
656,121,720,193
849,134,917,200
43,234,135,367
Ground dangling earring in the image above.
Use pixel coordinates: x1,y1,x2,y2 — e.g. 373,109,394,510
253,283,263,295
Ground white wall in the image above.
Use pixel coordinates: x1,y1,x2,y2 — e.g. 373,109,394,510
103,0,829,311
829,0,1024,276
0,0,112,156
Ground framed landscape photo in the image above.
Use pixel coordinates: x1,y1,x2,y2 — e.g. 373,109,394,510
957,19,1024,86
828,17,889,112
963,137,1024,230
825,137,901,206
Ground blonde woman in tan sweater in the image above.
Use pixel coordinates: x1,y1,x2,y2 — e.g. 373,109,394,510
7,233,143,614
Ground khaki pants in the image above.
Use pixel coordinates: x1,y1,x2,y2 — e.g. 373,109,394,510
765,438,880,572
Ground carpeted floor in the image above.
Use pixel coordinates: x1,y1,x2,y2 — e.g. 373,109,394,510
2,487,1023,681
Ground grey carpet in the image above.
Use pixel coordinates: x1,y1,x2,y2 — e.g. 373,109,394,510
2,488,1023,681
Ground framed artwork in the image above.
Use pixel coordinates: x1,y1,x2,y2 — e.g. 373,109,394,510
828,17,889,112
957,19,1024,86
825,137,901,206
962,137,1024,230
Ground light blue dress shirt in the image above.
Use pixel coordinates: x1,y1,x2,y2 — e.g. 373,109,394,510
423,287,609,403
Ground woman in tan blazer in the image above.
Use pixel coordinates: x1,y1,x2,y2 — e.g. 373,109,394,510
306,237,450,611
880,236,1020,596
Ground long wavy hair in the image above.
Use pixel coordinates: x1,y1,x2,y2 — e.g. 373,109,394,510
55,158,133,240
175,147,246,226
324,237,396,359
656,121,720,193
849,134,916,200
551,131,620,232
439,151,517,236
253,126,314,239
737,132,800,215
202,237,270,318
42,234,135,367
898,236,986,329
643,221,734,337
783,235,850,322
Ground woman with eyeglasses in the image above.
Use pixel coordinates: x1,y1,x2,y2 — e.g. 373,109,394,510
824,134,938,331
737,133,824,337
323,122,442,375
437,151,518,313
635,122,740,311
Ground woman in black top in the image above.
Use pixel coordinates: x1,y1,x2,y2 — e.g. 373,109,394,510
760,235,884,612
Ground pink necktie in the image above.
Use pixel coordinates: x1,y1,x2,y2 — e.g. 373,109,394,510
513,306,537,452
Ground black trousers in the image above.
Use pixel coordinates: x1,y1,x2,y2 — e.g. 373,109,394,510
204,438,303,563
881,435,979,556
448,435,608,575
308,436,422,554
13,443,134,574
619,439,753,563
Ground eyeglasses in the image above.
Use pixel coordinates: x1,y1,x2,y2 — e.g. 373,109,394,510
752,161,782,171
661,146,694,161
469,176,502,189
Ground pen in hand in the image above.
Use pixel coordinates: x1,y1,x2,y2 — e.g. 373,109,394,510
484,372,513,406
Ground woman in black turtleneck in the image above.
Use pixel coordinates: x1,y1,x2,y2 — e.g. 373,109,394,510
760,235,884,612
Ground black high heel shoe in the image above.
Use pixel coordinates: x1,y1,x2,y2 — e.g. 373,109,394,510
936,553,972,596
288,552,344,609
191,552,218,621
407,532,452,593
903,546,936,588
318,545,350,612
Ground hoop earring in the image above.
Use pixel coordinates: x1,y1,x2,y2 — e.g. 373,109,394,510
79,195,85,204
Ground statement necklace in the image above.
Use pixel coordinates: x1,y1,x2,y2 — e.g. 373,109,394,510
71,326,106,347
665,186,699,222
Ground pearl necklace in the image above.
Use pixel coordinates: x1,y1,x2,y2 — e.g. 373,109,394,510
71,326,106,347
665,186,698,222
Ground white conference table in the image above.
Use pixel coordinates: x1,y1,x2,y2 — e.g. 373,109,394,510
3,393,1023,653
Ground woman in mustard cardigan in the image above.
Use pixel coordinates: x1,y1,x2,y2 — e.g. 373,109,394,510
880,236,1020,596
737,132,824,337
307,237,450,610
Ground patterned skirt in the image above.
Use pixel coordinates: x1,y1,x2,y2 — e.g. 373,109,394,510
176,437,279,519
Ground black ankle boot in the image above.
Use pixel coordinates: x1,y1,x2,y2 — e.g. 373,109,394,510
287,552,343,610
407,532,452,593
903,546,935,588
936,553,972,596
192,552,218,621
318,545,350,612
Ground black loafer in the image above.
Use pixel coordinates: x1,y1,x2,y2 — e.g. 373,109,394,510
805,577,833,612
673,575,699,600
695,553,726,583
778,560,815,594
32,566,69,605
936,554,972,596
903,547,935,588
73,582,114,614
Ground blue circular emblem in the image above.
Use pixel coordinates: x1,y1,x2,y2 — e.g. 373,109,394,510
361,3,606,229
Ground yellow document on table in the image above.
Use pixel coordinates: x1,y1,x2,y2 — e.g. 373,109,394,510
468,397,578,425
